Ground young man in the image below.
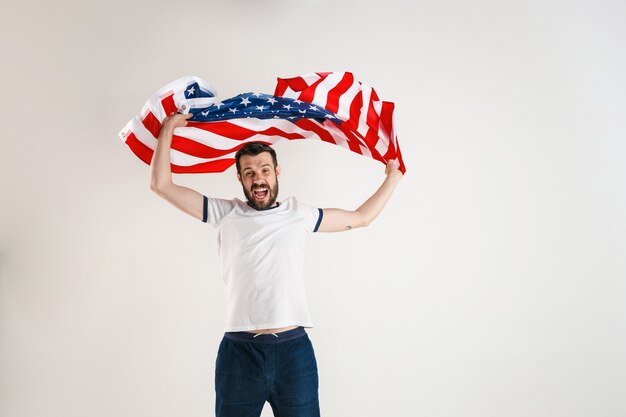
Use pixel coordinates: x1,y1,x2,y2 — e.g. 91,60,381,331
150,112,403,417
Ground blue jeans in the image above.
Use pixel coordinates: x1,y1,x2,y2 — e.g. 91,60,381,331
215,327,320,417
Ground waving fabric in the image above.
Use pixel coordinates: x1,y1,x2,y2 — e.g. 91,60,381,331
119,72,405,174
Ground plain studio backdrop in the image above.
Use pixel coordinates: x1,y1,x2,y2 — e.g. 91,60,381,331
1,0,625,416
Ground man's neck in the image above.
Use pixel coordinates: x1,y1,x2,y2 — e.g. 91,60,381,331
247,201,280,211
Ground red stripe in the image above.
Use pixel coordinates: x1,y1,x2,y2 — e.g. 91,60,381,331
125,132,237,173
364,127,381,150
395,141,406,174
257,126,305,140
293,119,338,145
382,145,396,161
274,76,309,97
161,93,177,116
170,125,305,158
366,97,380,132
141,111,161,138
274,78,289,97
347,91,363,130
379,101,394,138
325,72,354,114
330,122,365,155
171,135,242,159
171,158,235,173
338,123,386,164
125,132,156,166
379,102,397,162
298,74,326,103
188,121,306,141
274,78,288,96
187,121,258,140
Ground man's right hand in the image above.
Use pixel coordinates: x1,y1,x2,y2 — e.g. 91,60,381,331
162,112,193,131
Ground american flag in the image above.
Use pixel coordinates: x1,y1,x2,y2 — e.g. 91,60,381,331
119,72,405,174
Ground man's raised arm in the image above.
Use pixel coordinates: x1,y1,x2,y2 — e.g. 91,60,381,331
150,112,205,221
317,161,403,232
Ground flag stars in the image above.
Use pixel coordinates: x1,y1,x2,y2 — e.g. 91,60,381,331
229,108,239,114
294,99,303,104
309,105,319,111
282,104,292,111
256,105,267,111
240,97,251,106
267,97,278,105
186,86,196,96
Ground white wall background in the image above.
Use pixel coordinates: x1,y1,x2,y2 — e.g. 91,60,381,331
1,1,625,416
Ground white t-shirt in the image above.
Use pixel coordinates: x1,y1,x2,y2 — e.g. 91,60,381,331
202,196,323,332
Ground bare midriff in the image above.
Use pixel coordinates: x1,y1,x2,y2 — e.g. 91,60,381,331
245,325,299,334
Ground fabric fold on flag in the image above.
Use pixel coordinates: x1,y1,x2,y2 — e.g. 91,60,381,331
119,72,405,174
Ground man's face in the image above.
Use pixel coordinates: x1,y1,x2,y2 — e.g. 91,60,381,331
237,152,280,210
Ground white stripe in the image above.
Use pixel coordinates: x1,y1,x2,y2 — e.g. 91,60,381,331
126,116,224,167
311,72,345,110
369,100,388,157
126,117,157,148
126,116,220,166
278,73,321,101
153,75,217,98
184,97,217,110
170,148,238,166
144,94,167,124
324,121,357,151
356,86,374,138
299,73,322,86
372,100,383,115
325,122,373,158
179,118,309,145
335,79,360,121
279,86,300,100
374,119,390,157
226,117,310,131
359,143,373,158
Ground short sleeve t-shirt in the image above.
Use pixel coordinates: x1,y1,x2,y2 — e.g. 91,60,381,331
202,196,323,332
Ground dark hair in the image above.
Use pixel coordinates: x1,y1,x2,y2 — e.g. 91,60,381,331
235,142,278,173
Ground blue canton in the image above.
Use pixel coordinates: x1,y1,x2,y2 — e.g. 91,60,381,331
184,83,341,124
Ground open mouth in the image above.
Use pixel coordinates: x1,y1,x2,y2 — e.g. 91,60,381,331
252,186,269,200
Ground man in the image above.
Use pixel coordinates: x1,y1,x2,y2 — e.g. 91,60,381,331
150,112,403,417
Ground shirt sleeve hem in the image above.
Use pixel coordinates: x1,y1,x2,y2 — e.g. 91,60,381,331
202,195,208,223
313,208,323,232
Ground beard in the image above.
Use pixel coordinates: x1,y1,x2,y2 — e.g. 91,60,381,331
243,180,279,210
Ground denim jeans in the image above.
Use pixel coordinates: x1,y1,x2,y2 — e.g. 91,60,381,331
215,327,320,417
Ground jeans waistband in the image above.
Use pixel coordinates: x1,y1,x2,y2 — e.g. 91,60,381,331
224,326,307,344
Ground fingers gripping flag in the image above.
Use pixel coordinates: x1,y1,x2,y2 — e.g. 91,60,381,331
118,72,405,174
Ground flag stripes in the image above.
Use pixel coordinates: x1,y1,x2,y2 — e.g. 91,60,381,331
119,72,405,174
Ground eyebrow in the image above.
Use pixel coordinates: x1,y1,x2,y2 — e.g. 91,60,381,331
242,164,272,173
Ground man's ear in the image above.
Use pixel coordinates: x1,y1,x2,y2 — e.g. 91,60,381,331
276,165,281,177
236,172,242,183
